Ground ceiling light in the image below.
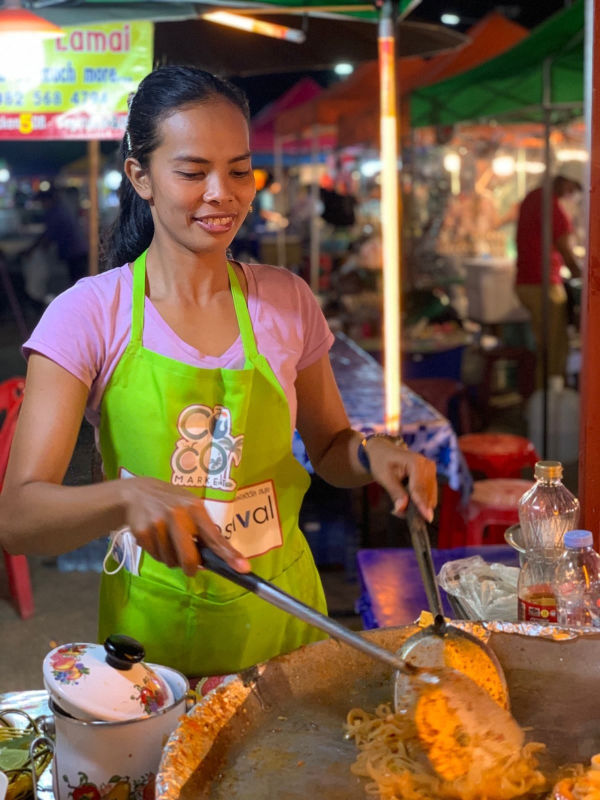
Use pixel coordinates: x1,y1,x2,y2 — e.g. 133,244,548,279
492,155,516,177
443,152,461,172
0,168,10,182
334,62,354,76
557,148,589,162
202,11,306,43
441,13,460,25
103,170,122,191
0,0,64,38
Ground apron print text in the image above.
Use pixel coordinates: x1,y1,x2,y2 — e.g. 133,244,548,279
204,480,283,558
170,403,243,490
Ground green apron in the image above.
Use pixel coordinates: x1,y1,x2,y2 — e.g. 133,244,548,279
98,251,326,676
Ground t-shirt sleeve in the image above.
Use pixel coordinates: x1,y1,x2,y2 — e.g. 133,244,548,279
293,273,335,371
22,280,105,389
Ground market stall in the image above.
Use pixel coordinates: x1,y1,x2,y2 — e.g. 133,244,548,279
409,0,585,469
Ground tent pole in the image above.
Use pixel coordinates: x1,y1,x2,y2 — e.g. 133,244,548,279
579,0,600,536
274,134,286,268
88,139,100,276
378,0,402,436
541,59,552,459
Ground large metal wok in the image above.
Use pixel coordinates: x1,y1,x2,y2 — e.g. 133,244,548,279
157,625,600,800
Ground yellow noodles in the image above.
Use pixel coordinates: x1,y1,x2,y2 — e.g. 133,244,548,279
551,755,600,799
345,703,547,800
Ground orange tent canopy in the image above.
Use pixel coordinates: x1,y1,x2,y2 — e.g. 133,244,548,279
277,12,527,148
274,56,426,138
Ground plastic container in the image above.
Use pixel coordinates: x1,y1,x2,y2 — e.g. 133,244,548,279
526,378,580,464
517,460,580,552
553,530,600,628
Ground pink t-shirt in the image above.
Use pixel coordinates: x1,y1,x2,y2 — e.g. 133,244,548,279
23,262,334,436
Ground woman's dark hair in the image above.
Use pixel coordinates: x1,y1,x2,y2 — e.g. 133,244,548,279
101,65,250,269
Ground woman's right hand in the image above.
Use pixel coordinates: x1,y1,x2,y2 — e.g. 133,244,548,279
117,476,251,577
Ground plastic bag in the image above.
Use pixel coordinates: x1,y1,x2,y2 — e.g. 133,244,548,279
438,555,519,622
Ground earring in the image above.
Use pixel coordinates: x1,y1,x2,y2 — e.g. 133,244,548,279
249,203,254,212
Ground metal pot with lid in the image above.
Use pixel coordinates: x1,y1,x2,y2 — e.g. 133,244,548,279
35,635,191,800
42,635,175,722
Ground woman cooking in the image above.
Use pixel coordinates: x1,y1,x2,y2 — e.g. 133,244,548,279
0,66,437,679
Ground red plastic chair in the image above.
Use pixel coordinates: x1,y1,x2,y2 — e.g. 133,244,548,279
464,478,534,545
458,433,539,479
438,478,534,548
0,377,34,619
437,433,539,548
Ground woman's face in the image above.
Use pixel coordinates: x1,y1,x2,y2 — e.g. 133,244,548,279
134,99,256,255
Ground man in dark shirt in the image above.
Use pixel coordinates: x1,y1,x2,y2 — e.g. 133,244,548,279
515,165,582,387
31,187,89,288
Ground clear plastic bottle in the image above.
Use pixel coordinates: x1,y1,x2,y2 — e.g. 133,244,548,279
516,461,579,625
553,530,600,628
518,461,580,551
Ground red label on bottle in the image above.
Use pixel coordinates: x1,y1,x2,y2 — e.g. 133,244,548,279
518,597,557,623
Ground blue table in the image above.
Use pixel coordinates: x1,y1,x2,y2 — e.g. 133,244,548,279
356,545,519,629
293,332,471,495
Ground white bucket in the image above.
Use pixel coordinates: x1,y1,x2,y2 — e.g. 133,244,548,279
526,383,580,464
42,666,189,800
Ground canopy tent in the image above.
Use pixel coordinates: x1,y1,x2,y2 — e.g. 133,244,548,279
409,0,585,465
336,12,529,148
410,0,584,128
274,13,526,145
250,76,336,163
274,56,425,138
23,1,465,77
251,77,324,151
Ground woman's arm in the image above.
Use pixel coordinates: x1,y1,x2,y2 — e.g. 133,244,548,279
295,354,437,522
0,354,250,576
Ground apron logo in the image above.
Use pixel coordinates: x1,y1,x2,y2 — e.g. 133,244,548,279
170,404,243,490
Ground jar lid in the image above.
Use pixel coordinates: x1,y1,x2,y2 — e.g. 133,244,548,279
564,530,594,548
534,460,563,480
42,635,174,722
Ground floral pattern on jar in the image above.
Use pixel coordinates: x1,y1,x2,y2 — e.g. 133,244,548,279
62,771,155,800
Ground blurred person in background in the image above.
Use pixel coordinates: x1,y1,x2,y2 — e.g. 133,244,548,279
514,163,582,388
26,186,89,287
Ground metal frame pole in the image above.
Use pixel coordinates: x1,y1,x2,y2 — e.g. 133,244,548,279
541,59,552,459
378,0,402,435
579,0,600,536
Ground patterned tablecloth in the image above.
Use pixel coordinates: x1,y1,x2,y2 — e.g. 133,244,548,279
293,332,471,495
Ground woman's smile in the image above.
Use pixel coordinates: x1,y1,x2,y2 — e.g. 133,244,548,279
194,214,237,234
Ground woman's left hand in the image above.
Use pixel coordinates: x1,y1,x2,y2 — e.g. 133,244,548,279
364,437,437,522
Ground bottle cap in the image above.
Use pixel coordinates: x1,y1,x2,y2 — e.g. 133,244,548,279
564,530,594,548
534,460,563,480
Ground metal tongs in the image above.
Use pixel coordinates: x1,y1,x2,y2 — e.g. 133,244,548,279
197,545,423,678
197,537,523,782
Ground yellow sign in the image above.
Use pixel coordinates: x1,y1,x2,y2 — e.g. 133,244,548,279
0,21,153,140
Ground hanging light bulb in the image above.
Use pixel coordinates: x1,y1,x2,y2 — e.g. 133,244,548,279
0,0,64,88
202,11,306,43
0,0,64,38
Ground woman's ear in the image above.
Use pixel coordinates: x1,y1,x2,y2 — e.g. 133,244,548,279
124,157,152,201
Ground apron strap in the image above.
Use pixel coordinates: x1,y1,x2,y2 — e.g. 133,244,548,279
130,252,258,362
228,262,259,363
130,250,147,345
